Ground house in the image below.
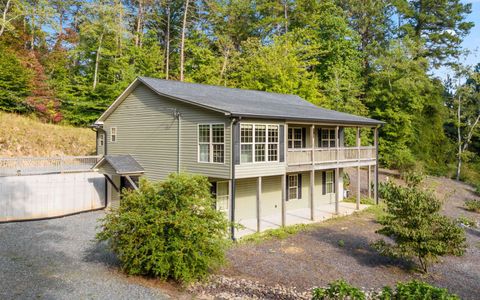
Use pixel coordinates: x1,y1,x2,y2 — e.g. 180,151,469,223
92,77,383,238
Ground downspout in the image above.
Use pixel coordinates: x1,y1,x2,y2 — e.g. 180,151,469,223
230,117,238,240
175,109,181,173
375,126,379,205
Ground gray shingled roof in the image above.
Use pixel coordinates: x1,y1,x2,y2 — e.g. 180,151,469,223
139,77,383,125
96,155,144,174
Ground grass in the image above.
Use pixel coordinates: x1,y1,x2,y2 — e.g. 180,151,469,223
343,196,376,205
465,199,480,213
0,112,95,157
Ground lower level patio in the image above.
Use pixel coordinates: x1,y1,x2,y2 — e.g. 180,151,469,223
235,201,369,238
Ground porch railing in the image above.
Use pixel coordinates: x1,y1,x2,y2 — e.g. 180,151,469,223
287,146,376,166
0,156,101,176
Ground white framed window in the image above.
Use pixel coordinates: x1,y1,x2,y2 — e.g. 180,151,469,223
240,124,279,163
99,133,104,147
288,127,303,149
288,174,299,200
110,127,117,142
198,124,225,163
319,128,336,148
326,170,334,193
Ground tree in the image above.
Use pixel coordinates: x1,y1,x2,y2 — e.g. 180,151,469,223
0,47,32,112
179,0,189,81
445,65,480,180
374,179,466,273
394,0,474,65
97,174,230,282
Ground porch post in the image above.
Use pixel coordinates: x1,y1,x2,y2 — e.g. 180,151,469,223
367,165,372,199
356,127,361,210
335,126,339,163
310,169,315,220
335,168,340,214
374,127,379,204
281,174,286,226
311,125,315,164
256,176,262,232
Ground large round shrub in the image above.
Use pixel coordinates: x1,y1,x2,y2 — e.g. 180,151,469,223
97,173,230,282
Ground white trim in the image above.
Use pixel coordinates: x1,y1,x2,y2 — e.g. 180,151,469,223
240,123,279,164
197,123,226,164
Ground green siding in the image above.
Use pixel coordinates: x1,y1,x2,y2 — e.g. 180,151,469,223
103,83,231,181
260,175,282,216
234,178,256,221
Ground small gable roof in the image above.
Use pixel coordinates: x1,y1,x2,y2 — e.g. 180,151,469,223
93,155,144,175
97,77,384,126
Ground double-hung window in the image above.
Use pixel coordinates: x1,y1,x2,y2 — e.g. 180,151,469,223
240,124,279,163
198,124,224,163
110,127,117,142
288,128,303,148
319,128,336,148
288,174,299,200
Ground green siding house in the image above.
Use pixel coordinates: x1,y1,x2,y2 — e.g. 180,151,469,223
92,77,383,238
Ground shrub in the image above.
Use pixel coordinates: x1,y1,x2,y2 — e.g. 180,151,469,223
312,280,365,300
456,215,478,228
312,280,460,300
96,173,230,283
465,199,480,213
373,181,466,273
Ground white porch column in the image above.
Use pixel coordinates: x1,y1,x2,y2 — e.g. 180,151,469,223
335,168,340,214
311,125,315,164
281,174,286,226
310,169,315,221
335,126,339,163
356,127,361,210
256,176,262,232
374,127,379,204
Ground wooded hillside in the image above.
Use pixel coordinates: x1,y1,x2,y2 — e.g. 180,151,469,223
0,0,479,182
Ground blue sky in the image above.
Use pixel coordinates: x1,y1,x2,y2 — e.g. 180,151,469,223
434,0,480,78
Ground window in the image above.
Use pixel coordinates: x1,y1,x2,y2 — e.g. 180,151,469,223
216,181,229,213
99,133,104,147
198,124,224,163
326,170,334,193
240,124,279,163
110,127,117,142
319,128,336,148
288,128,303,148
288,174,299,200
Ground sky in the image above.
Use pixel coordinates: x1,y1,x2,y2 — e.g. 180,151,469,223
434,0,480,79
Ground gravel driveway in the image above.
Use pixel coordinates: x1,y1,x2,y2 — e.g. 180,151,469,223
0,210,169,300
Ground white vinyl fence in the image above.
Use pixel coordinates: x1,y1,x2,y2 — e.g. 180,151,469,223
0,156,106,222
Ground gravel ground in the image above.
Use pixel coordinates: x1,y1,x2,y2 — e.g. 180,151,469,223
216,173,480,300
0,210,169,300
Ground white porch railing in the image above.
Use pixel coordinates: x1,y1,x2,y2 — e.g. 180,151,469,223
287,146,376,166
0,156,101,176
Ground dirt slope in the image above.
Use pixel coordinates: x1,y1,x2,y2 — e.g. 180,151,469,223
0,112,95,157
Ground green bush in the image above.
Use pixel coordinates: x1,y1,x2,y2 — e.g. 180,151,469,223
312,280,460,300
456,215,478,228
312,280,365,300
465,199,480,213
374,180,466,273
96,173,230,283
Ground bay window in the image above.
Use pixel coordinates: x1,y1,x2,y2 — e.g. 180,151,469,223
240,124,279,163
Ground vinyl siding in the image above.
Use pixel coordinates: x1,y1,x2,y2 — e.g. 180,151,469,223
260,175,282,217
103,83,231,181
234,178,257,221
286,172,310,210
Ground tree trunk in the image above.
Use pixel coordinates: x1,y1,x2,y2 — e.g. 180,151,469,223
179,0,190,82
93,33,104,90
456,94,462,181
219,46,230,85
0,0,12,38
283,0,288,34
135,0,144,47
30,6,35,51
165,0,170,80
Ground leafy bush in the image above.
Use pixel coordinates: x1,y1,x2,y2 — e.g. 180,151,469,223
401,171,425,187
96,173,230,283
465,199,480,213
456,215,478,228
373,180,466,273
312,280,365,300
312,280,460,300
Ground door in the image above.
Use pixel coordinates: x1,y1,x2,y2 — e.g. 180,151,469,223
216,181,229,213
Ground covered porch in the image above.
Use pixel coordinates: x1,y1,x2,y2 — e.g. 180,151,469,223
235,201,369,238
